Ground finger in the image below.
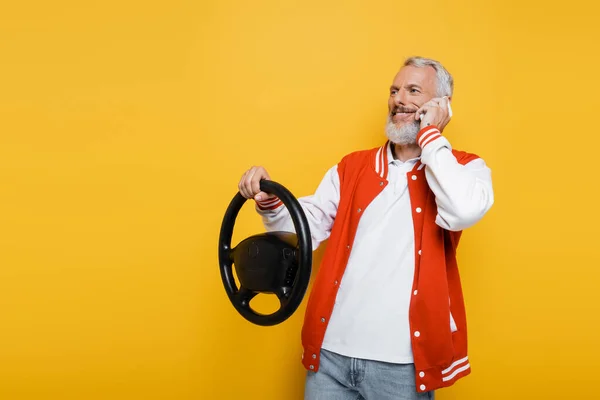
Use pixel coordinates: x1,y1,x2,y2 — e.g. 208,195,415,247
424,98,442,107
435,96,452,119
417,110,430,121
438,96,447,108
254,168,273,200
248,168,259,194
254,191,270,201
427,98,448,112
420,105,441,126
415,105,426,120
426,98,446,116
429,97,443,106
439,97,449,119
239,172,250,198
243,168,256,198
251,170,263,198
416,104,434,121
415,99,436,120
238,170,250,198
439,110,451,129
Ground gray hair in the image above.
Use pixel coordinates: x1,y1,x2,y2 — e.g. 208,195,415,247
404,56,454,97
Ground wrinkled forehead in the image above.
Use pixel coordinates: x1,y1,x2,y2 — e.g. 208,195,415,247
392,65,437,93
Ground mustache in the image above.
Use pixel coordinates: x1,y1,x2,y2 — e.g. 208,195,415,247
391,106,419,115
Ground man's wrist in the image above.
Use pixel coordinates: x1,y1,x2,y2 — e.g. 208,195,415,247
417,125,443,149
255,196,283,211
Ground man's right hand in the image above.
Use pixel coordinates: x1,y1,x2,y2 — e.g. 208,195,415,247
238,166,276,202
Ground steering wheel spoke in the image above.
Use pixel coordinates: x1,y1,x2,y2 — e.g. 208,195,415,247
235,286,258,308
276,286,292,306
225,246,236,262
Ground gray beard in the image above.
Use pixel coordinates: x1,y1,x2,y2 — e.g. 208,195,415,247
385,115,420,145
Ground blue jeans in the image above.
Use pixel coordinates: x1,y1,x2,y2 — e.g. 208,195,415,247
304,349,435,400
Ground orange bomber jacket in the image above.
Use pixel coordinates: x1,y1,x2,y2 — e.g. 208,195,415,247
300,126,481,393
256,125,492,393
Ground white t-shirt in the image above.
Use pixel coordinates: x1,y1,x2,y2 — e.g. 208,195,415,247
320,151,419,363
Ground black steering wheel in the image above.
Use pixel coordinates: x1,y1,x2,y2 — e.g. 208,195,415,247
218,179,312,326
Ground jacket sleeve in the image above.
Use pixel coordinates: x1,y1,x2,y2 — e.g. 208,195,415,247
417,126,495,231
254,165,340,250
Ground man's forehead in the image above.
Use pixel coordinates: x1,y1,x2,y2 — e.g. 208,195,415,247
392,65,437,86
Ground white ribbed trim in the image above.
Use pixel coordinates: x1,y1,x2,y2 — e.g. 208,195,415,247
379,147,385,178
442,363,471,382
442,356,469,375
257,197,280,207
418,127,442,148
375,147,382,175
441,356,470,382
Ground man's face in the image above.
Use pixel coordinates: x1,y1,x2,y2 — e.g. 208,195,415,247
385,65,438,145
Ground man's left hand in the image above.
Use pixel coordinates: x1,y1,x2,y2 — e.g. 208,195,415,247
415,97,452,131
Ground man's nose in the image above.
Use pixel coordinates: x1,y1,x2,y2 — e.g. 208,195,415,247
393,90,407,106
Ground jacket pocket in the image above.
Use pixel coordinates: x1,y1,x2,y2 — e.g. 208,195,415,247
450,311,458,332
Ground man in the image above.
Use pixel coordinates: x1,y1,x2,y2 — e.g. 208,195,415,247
238,56,494,400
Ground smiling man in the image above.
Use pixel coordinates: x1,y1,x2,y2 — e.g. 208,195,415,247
238,56,494,400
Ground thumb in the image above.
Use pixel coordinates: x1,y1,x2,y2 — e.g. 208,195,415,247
254,191,275,202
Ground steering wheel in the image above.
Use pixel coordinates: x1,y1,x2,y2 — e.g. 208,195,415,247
218,180,312,326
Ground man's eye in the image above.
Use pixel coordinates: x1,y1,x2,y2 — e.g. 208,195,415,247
390,90,397,95
410,88,420,93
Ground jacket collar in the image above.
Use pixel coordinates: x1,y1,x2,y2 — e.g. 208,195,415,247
375,141,424,180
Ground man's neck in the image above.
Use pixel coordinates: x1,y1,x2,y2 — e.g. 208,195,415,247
392,143,421,162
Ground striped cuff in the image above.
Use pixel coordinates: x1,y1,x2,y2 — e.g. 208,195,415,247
417,125,443,149
256,196,284,211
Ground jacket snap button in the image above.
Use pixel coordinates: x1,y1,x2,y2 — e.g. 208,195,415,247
380,181,384,186
357,208,362,213
420,384,426,391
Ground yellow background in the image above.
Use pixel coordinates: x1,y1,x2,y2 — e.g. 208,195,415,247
1,0,599,399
